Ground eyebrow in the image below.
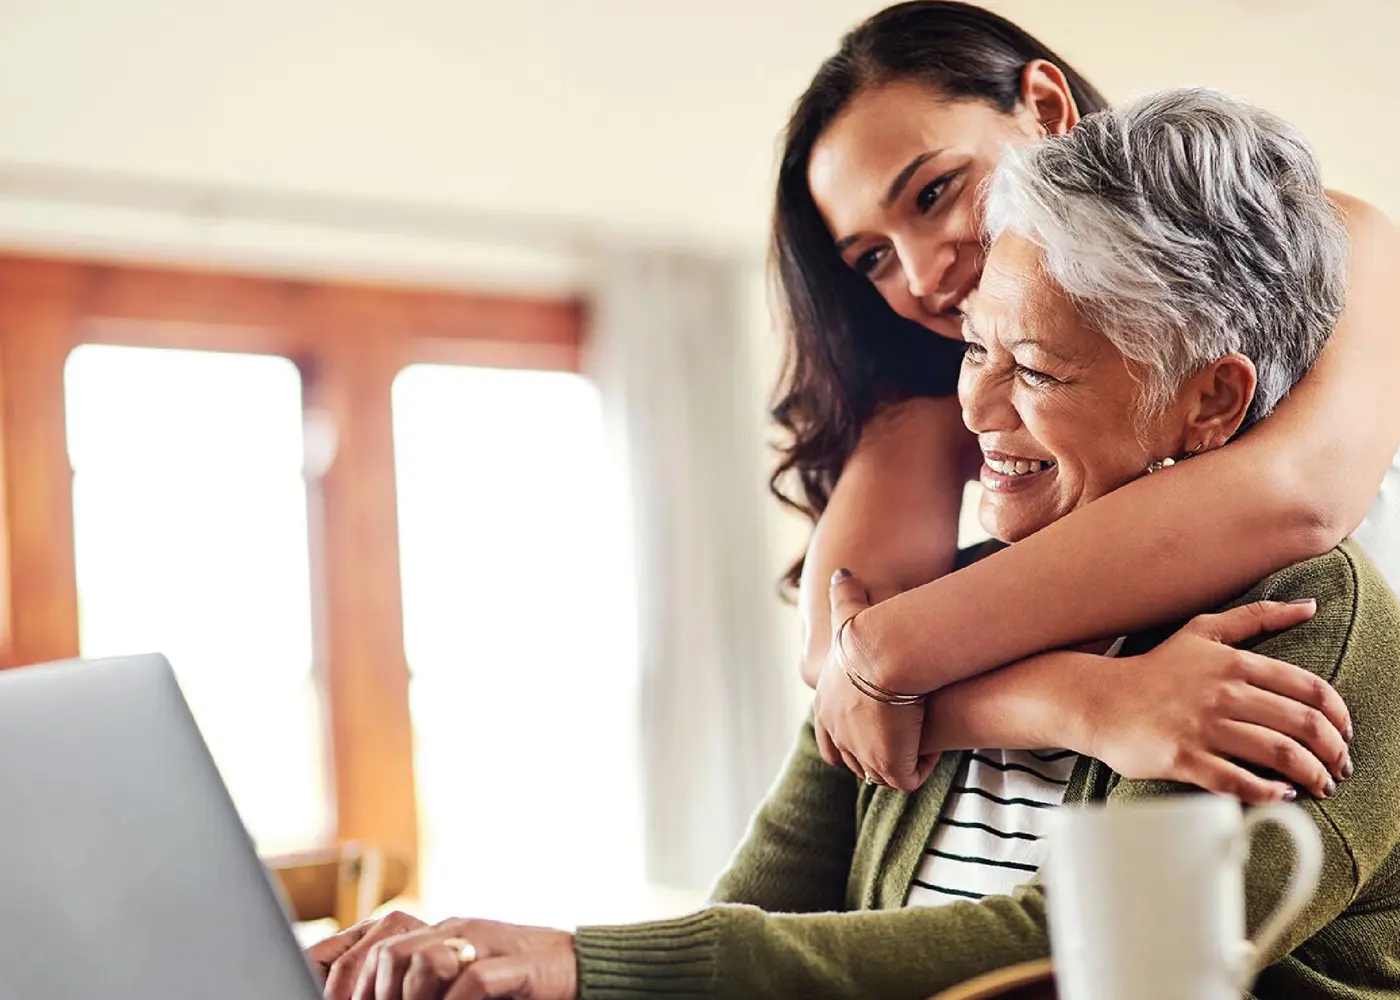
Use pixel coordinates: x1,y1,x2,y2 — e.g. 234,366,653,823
832,149,945,253
962,321,1076,364
1007,337,1077,363
884,150,943,209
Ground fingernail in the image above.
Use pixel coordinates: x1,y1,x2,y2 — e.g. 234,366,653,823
1282,787,1298,802
1323,779,1337,798
832,568,852,584
1345,722,1355,744
1286,598,1316,606
1341,757,1354,780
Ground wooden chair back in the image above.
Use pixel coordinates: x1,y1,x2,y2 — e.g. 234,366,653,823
265,842,409,929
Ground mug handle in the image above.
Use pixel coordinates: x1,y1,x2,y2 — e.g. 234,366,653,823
1235,802,1324,986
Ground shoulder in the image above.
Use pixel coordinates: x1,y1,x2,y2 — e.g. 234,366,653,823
1328,190,1396,230
1328,189,1400,260
858,396,968,454
1231,540,1399,686
1232,540,1359,607
1239,542,1400,902
839,396,978,502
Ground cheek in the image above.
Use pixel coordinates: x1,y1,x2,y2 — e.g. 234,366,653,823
1014,394,1070,453
1095,439,1150,481
879,275,968,343
1032,402,1149,497
946,185,984,246
1020,395,1113,482
876,277,918,320
956,367,975,413
876,278,964,341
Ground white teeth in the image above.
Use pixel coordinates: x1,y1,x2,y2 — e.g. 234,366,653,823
986,457,1054,476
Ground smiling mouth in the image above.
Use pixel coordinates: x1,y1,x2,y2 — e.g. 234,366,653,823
984,456,1055,476
936,276,980,319
980,452,1057,493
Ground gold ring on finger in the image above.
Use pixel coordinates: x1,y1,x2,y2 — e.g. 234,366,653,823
442,936,478,967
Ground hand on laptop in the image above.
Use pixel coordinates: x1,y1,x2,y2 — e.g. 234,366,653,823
310,911,427,992
310,912,578,1000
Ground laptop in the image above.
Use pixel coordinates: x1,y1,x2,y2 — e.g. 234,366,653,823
0,654,323,999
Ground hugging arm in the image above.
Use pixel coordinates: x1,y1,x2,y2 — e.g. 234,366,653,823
795,394,973,688
804,197,1398,792
837,196,1400,696
577,548,1399,1000
918,597,1352,803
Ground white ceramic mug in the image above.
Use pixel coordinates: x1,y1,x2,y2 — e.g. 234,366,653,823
1043,796,1322,1000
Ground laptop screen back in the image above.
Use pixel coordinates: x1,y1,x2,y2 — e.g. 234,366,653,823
0,655,322,1000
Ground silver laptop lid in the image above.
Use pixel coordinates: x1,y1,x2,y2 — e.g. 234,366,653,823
0,654,322,999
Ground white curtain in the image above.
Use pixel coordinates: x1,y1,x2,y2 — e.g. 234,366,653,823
586,248,792,893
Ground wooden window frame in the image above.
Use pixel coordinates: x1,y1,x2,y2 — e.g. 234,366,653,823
0,252,585,883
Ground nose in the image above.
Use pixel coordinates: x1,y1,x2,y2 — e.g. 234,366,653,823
897,236,957,305
959,359,1019,434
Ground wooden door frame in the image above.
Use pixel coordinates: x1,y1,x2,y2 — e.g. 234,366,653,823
0,252,586,883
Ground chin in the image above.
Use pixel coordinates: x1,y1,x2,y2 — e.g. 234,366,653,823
891,303,964,342
986,524,1032,545
978,502,1050,545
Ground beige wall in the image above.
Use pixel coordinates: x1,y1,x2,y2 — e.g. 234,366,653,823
1006,0,1399,217
0,0,1393,250
1,0,1394,694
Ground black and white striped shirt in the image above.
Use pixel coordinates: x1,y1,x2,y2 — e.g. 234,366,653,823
906,637,1125,908
905,748,1078,906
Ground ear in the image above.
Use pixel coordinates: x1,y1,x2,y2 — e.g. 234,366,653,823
1020,60,1080,135
1177,354,1258,452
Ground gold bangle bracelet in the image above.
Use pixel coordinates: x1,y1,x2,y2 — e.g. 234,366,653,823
835,614,925,706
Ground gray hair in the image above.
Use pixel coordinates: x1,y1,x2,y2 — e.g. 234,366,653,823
983,87,1348,428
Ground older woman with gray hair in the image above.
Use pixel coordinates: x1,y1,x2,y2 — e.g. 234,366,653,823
309,88,1400,1000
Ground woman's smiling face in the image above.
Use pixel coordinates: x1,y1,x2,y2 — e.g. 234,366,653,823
806,73,1072,342
958,233,1187,543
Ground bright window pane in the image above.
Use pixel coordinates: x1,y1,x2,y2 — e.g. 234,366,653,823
394,364,642,928
64,343,327,853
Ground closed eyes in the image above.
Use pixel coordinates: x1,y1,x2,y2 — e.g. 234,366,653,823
961,344,1061,387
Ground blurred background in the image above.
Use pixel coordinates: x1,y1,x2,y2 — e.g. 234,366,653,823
0,0,1393,936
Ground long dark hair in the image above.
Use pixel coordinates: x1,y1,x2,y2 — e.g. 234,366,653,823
770,1,1109,592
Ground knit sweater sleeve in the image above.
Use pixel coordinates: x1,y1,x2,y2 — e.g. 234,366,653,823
574,544,1400,1000
574,890,1050,1000
576,713,1053,1000
707,715,859,913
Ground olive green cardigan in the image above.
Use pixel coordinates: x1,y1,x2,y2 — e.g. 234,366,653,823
573,541,1400,999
